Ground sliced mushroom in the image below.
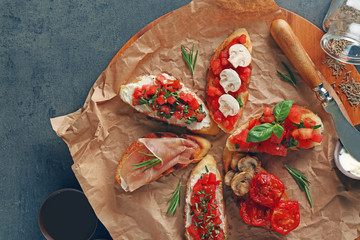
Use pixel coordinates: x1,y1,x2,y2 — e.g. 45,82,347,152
230,153,246,171
231,172,253,197
237,156,259,176
224,170,236,186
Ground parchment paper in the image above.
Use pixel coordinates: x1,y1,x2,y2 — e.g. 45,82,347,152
50,0,360,239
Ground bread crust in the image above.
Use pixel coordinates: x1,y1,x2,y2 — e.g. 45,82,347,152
184,155,228,240
206,28,252,133
115,132,211,190
119,75,220,135
226,106,324,152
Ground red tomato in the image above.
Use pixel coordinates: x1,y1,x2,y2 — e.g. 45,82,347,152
292,128,313,140
257,139,287,156
230,129,250,149
311,131,323,143
159,106,170,115
250,172,285,208
133,88,143,99
219,50,229,58
270,200,300,235
210,97,220,109
166,96,177,105
156,74,166,85
213,110,225,124
269,130,286,144
261,115,276,124
213,76,221,88
296,139,313,149
240,198,271,226
189,98,200,110
236,66,252,82
288,105,303,124
155,95,166,105
207,86,223,97
223,114,239,131
239,34,247,44
248,118,261,130
173,111,182,120
195,112,205,122
263,107,273,117
186,225,200,240
303,117,316,128
210,59,222,75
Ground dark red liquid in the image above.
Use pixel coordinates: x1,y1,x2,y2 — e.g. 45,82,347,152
39,189,97,240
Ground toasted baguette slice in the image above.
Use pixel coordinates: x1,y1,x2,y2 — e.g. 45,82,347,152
184,155,227,240
206,28,252,133
119,73,219,135
115,132,211,192
226,104,324,156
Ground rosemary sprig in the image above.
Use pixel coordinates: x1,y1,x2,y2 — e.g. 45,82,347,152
167,181,181,216
277,62,297,88
181,44,198,75
285,165,312,207
132,152,162,172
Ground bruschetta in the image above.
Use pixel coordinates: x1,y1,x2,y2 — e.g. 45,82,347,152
119,73,219,135
184,155,228,240
226,100,324,156
206,28,252,133
115,132,211,192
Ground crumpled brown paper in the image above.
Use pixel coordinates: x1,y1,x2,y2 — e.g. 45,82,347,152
50,0,360,239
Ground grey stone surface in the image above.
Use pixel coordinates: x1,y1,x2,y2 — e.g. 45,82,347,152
0,0,338,239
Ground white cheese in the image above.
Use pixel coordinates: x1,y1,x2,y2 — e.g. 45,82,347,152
218,94,240,118
339,148,360,177
219,68,241,93
119,74,211,130
228,44,251,68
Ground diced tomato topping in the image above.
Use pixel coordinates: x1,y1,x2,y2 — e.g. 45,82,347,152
133,88,143,99
239,34,247,44
311,131,323,143
208,172,217,184
207,86,223,97
293,128,313,140
296,139,313,149
186,225,200,240
186,93,194,103
213,110,225,124
159,105,170,115
223,114,239,131
236,66,252,82
219,50,229,58
221,58,229,66
195,112,205,122
173,110,182,120
156,74,166,84
288,105,303,124
210,59,222,76
166,95,177,105
270,130,286,144
263,107,273,117
155,95,166,105
261,115,276,124
213,76,221,88
303,117,316,128
230,128,250,149
184,108,195,118
189,98,200,110
258,139,287,156
248,118,261,130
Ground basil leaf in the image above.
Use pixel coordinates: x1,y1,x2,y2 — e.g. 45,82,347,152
273,100,293,121
273,123,284,138
247,123,274,142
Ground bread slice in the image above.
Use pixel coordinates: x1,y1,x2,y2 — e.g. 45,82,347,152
206,28,252,133
115,132,211,192
119,73,219,135
226,104,324,155
184,155,228,240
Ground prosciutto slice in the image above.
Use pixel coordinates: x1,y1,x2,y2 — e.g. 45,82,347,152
120,137,198,192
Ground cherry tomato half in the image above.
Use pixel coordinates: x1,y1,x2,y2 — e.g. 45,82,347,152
239,198,271,226
270,200,300,235
249,172,285,208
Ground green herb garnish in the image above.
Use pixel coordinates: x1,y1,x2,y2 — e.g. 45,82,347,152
132,152,162,172
236,97,244,108
247,100,293,143
285,165,312,207
181,44,198,75
277,62,297,88
167,181,182,216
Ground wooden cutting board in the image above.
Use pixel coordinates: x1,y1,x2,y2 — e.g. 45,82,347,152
108,9,360,126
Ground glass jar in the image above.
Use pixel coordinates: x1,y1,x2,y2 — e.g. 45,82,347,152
321,0,360,64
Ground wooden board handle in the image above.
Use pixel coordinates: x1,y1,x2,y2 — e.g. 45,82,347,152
270,19,323,89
